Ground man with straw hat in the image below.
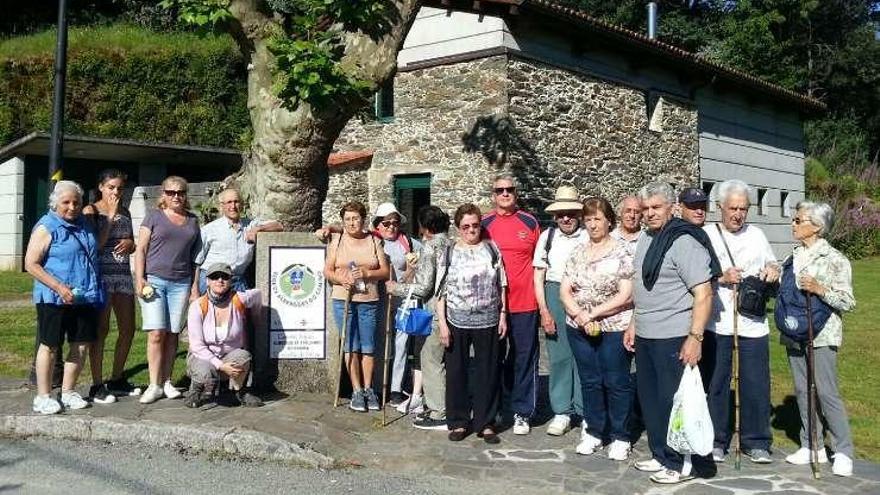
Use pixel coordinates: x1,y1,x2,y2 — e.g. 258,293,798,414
533,186,587,436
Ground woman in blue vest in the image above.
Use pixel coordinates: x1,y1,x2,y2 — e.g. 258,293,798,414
25,180,105,414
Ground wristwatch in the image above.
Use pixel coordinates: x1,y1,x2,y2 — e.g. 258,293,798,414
688,331,704,342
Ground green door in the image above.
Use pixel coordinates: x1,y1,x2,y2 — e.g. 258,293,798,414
393,174,431,237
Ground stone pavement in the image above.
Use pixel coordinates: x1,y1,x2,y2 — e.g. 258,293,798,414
1,378,878,495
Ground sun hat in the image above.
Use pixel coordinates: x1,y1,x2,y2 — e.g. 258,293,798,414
545,186,583,213
373,202,407,226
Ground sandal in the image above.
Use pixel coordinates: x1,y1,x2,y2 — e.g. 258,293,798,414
448,428,469,442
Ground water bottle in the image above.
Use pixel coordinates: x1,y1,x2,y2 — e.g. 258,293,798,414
349,261,366,293
71,287,84,304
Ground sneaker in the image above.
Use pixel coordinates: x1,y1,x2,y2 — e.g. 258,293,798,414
712,447,726,463
364,388,380,411
634,458,666,472
349,389,367,412
397,393,424,414
184,384,207,409
106,378,142,397
576,430,602,455
139,384,164,404
832,453,854,477
236,389,264,408
163,380,182,399
747,448,773,464
513,414,531,435
60,391,90,410
650,469,694,484
546,414,571,436
388,391,407,407
413,416,448,430
88,384,117,405
785,447,828,465
607,440,631,461
32,395,62,415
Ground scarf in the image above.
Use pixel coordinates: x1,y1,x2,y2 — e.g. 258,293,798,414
642,218,722,291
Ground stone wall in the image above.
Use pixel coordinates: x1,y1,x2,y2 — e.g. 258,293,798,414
322,164,370,226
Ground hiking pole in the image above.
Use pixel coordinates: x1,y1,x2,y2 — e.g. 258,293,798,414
333,290,353,408
381,268,395,426
733,283,742,471
806,295,822,479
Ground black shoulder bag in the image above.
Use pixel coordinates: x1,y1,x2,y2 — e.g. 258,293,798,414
715,224,772,319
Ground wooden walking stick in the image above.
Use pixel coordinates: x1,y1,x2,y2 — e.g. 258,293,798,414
806,295,822,479
333,290,353,408
733,283,742,471
381,267,395,426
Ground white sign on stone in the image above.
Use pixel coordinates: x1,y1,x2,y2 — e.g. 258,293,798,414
268,246,327,359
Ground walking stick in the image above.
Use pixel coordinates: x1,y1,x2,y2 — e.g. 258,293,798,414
333,290,353,408
806,295,822,479
733,283,742,471
381,268,395,426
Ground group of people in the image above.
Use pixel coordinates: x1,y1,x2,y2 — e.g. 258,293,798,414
26,173,282,415
324,174,857,482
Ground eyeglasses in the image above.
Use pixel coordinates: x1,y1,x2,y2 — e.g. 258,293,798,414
164,189,187,197
460,223,481,230
222,200,241,205
207,273,231,281
493,186,516,195
555,212,579,220
792,217,812,225
380,220,401,228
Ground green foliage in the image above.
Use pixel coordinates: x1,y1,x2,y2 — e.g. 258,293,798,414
158,0,231,28
0,24,249,149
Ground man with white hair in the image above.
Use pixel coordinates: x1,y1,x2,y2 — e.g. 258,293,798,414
701,179,780,464
624,181,720,484
611,195,642,254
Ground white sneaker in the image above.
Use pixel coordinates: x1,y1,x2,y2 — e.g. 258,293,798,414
650,469,694,484
513,414,530,435
633,458,665,472
396,394,424,414
607,439,631,461
139,384,164,404
785,447,828,465
832,453,854,477
60,391,90,410
576,430,602,455
163,380,182,399
546,415,571,436
32,395,62,415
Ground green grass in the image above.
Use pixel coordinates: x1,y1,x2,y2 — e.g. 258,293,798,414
0,270,32,300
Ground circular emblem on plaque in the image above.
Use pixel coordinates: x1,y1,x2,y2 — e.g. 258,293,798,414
275,263,323,307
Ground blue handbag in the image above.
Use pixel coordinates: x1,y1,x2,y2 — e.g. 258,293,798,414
394,288,433,336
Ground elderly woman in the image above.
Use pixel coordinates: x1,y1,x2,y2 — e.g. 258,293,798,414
84,169,139,404
560,197,635,461
324,201,390,412
135,176,201,404
436,203,507,444
25,180,105,414
185,262,262,408
782,201,856,477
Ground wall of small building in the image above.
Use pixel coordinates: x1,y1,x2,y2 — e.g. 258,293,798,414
0,157,25,270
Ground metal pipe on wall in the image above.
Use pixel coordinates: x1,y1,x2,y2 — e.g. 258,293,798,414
647,2,658,40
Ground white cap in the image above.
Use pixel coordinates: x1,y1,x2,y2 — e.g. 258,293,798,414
373,202,407,225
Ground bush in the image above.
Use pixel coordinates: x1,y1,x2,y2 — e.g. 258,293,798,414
0,24,249,149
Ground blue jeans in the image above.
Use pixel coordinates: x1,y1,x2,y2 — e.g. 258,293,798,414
198,269,249,295
568,327,633,441
700,332,772,451
504,310,539,418
332,299,379,354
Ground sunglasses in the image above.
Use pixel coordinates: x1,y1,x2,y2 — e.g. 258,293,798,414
380,220,401,228
493,186,516,195
555,212,579,220
460,223,481,230
792,217,812,225
207,273,231,281
164,189,187,197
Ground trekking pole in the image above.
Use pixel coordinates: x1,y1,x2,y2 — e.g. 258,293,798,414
332,290,353,408
381,267,395,426
733,283,742,471
806,295,821,479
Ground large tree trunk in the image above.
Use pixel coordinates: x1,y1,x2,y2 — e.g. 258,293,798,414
228,0,421,230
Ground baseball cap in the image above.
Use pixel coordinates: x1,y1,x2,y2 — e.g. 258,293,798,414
679,187,708,204
204,262,232,278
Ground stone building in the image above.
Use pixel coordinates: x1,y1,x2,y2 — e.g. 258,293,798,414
324,0,823,257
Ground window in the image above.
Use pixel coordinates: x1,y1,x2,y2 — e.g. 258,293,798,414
757,188,768,216
646,92,665,133
374,78,394,122
702,181,717,213
780,191,792,217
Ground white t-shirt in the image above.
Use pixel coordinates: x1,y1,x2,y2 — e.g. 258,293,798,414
704,223,777,337
532,227,587,283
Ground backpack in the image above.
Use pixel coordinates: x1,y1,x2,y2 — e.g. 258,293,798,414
437,240,501,293
773,257,833,342
199,293,246,319
540,227,556,265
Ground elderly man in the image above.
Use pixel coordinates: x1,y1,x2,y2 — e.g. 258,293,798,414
678,187,709,227
624,182,720,484
611,195,642,252
533,186,587,436
701,179,779,464
482,174,542,435
195,188,282,294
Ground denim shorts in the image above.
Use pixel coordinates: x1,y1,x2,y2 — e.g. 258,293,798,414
332,299,379,354
140,275,191,333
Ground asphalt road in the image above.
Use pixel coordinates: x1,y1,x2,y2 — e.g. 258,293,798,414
0,437,482,495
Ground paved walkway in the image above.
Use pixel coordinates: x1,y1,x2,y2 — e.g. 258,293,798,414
1,379,877,494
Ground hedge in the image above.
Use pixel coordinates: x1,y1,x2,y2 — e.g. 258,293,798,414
0,24,249,149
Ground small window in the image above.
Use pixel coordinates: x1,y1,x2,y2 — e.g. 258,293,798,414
703,181,717,213
646,92,664,133
374,78,394,122
780,191,792,217
757,188,768,216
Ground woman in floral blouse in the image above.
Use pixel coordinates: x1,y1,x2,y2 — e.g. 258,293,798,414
560,197,635,462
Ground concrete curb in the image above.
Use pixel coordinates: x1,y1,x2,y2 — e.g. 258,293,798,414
0,414,335,469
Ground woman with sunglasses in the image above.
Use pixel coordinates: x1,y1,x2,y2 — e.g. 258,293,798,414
436,203,507,443
83,169,139,403
135,176,201,404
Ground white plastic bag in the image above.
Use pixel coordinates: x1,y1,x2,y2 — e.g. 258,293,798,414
667,365,714,456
